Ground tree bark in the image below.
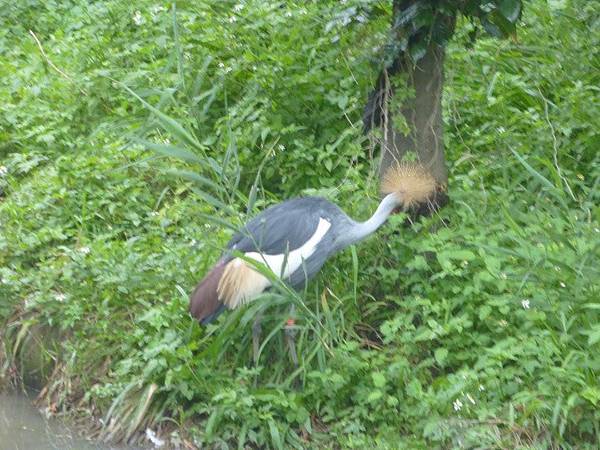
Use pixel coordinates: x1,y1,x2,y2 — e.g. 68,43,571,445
381,44,447,188
364,4,451,216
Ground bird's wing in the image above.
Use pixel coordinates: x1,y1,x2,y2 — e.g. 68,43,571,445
217,198,333,308
190,198,335,323
227,197,331,255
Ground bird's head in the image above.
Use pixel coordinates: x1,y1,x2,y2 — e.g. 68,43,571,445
380,162,437,212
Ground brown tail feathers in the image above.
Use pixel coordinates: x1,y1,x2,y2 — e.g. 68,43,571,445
189,260,227,324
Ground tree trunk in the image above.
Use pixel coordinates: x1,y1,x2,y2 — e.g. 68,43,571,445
364,6,451,215
381,44,447,189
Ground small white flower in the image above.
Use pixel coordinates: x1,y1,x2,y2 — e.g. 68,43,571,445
479,384,485,391
500,272,507,280
453,399,463,411
25,296,35,309
150,5,166,15
285,11,292,17
79,246,90,255
55,293,67,302
190,239,197,247
560,282,566,288
218,62,225,68
521,299,530,309
133,11,144,26
228,15,237,23
233,3,243,12
145,428,165,448
497,126,506,134
0,165,7,177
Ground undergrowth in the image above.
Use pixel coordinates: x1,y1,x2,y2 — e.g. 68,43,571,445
1,0,599,448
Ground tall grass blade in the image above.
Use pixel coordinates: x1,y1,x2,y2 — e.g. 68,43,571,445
510,147,568,208
167,169,225,194
351,245,358,306
191,187,236,214
125,383,158,440
197,212,239,232
191,56,213,99
136,139,204,164
171,4,185,89
112,78,204,150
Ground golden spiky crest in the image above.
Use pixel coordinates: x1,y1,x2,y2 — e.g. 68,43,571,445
380,162,437,208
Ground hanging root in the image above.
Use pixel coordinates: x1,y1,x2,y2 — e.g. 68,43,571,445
380,162,437,208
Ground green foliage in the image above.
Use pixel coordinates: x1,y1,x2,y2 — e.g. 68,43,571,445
342,0,525,66
1,0,599,448
418,0,521,60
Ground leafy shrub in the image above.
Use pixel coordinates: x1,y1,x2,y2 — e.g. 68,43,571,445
1,0,598,448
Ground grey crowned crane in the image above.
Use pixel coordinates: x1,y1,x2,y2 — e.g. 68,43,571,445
190,163,437,363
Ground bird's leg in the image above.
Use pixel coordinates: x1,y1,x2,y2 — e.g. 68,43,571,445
252,311,263,366
284,304,298,368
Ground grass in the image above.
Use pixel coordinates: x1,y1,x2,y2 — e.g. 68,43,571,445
1,0,599,448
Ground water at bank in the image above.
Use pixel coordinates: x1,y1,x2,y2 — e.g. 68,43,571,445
0,391,131,450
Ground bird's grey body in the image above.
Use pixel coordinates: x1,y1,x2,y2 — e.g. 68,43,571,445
227,197,354,286
189,194,400,325
188,162,437,365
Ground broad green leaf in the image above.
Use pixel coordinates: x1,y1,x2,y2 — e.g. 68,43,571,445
372,372,386,388
367,390,384,402
581,387,600,406
498,0,522,23
409,40,428,62
268,420,283,450
434,348,448,364
481,16,504,38
489,11,517,35
586,327,600,346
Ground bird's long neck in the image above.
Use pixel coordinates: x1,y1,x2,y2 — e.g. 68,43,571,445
345,193,398,246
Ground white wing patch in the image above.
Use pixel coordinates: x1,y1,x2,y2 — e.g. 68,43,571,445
217,218,331,309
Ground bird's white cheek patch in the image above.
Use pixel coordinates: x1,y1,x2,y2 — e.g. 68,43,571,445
217,218,331,309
